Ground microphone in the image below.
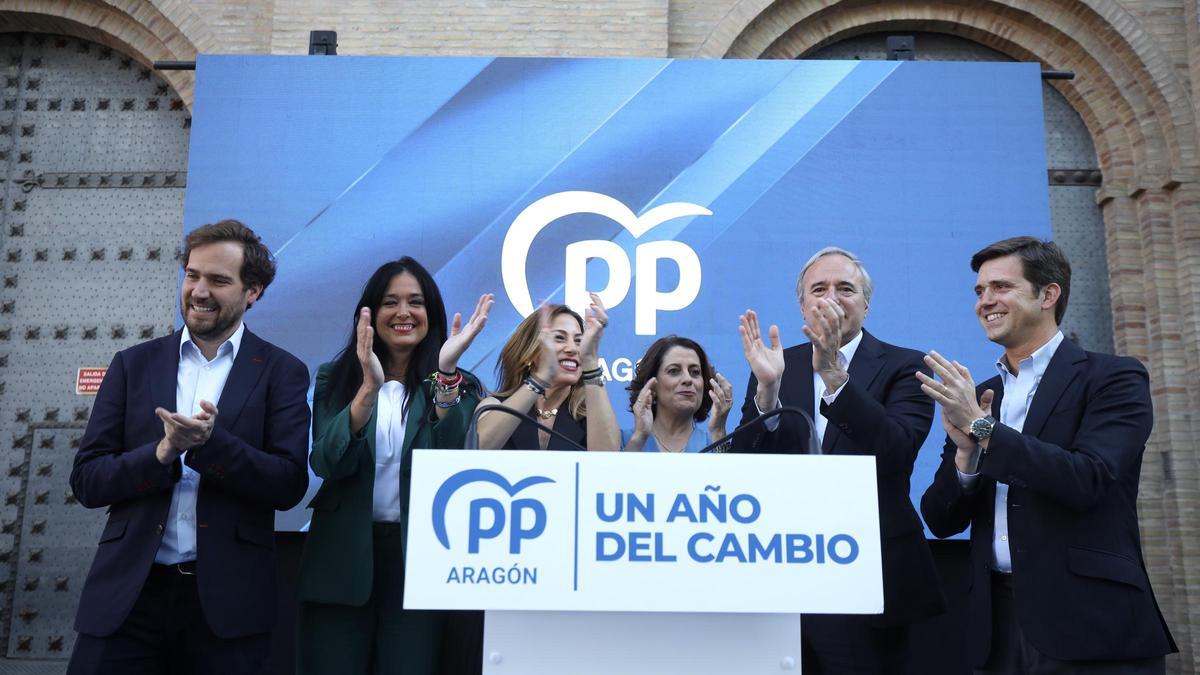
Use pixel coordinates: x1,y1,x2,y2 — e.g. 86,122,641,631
698,406,821,455
465,403,589,452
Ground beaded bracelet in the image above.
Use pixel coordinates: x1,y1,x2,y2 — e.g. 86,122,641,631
429,370,463,396
523,374,548,397
433,392,462,409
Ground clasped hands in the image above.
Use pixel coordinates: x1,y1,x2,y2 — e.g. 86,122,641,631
916,351,995,473
155,400,218,465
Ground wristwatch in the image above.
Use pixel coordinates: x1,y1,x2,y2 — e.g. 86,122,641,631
969,415,997,442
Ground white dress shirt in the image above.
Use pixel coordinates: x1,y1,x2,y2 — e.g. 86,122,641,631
759,331,864,446
372,380,409,522
155,322,244,565
958,330,1064,573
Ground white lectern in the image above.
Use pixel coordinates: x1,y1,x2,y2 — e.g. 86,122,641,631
404,450,882,674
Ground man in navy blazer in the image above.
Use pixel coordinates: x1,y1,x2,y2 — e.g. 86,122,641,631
920,236,1175,673
68,220,310,674
735,247,945,674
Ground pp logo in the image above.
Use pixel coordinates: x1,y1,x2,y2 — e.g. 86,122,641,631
501,191,712,335
432,469,554,554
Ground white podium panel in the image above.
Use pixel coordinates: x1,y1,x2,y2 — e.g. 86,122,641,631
482,611,801,675
404,450,882,614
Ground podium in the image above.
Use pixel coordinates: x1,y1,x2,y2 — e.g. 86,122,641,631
404,450,882,674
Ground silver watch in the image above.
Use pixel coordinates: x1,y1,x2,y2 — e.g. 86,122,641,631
969,415,996,442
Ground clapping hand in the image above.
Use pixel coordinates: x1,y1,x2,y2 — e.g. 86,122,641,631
578,292,609,368
533,305,560,383
356,307,385,391
917,351,995,472
155,400,218,464
803,298,849,392
739,309,785,410
631,378,656,440
707,372,734,436
439,293,494,373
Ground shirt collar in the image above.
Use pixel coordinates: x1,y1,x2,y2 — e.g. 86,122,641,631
994,330,1064,379
839,330,865,368
179,322,245,363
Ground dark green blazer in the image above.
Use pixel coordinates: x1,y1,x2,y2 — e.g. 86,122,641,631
297,362,482,606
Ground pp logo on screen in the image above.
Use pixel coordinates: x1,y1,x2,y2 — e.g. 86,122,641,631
501,191,712,335
431,469,554,554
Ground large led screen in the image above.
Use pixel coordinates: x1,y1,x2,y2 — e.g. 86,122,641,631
184,56,1050,531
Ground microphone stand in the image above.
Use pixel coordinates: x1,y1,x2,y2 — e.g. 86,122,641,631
698,406,821,455
465,403,589,452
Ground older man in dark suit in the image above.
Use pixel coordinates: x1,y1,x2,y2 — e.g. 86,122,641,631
920,236,1175,673
736,246,945,674
68,220,311,674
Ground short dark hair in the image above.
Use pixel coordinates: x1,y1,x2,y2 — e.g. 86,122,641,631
627,336,716,423
182,219,277,299
970,236,1071,324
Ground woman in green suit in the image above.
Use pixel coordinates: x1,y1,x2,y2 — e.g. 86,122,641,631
297,257,493,674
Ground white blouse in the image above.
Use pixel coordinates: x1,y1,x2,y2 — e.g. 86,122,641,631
372,380,408,522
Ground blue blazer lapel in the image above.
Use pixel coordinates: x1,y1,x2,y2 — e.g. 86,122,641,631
216,329,268,430
152,332,183,412
1021,338,1085,438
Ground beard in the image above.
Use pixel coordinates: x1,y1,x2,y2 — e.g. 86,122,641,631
182,296,245,343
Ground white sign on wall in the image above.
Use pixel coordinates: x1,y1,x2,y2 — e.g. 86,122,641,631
404,450,882,614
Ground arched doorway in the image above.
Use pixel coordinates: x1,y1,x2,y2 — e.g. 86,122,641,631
694,2,1199,670
0,31,189,660
806,31,1114,354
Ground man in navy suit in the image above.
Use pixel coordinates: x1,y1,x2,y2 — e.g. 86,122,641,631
68,220,311,674
735,247,945,674
920,236,1175,673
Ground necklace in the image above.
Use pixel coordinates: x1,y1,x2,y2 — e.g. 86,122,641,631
534,407,558,420
651,429,687,453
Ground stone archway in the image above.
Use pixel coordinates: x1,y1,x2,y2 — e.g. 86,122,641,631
679,1,1200,671
0,0,213,108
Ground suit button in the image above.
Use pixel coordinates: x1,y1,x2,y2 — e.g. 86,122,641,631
156,524,164,535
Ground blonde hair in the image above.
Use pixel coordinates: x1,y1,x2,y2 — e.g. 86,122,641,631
495,305,587,419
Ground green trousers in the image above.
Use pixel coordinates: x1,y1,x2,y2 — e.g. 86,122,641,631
298,522,446,675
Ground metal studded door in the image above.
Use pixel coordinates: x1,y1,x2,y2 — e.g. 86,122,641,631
0,32,189,660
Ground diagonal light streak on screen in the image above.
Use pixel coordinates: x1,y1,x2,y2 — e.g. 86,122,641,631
273,58,497,256
456,62,901,375
453,60,902,369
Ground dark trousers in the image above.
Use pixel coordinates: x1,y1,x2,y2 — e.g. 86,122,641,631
977,572,1166,675
67,563,269,675
801,613,910,675
441,610,484,675
298,522,447,675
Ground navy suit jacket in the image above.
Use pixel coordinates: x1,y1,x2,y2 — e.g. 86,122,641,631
735,330,946,626
70,328,311,638
921,339,1176,664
